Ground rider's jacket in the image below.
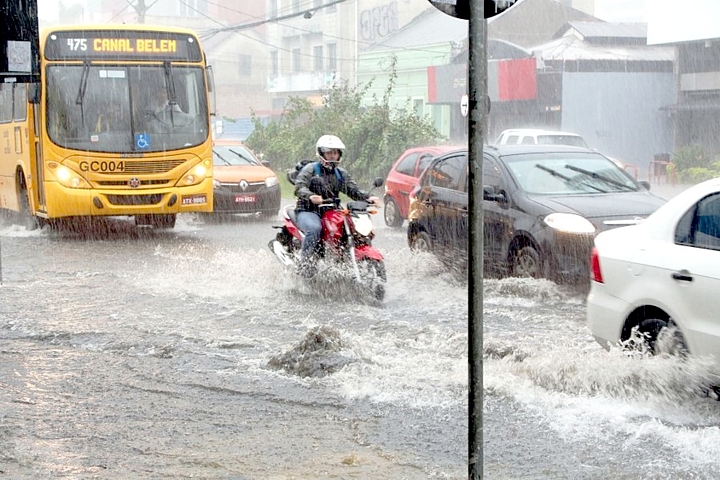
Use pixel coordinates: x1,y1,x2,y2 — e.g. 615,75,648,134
294,162,369,213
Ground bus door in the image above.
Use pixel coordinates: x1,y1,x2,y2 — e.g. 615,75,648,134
28,83,45,209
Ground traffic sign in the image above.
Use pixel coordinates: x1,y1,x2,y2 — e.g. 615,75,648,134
460,94,469,117
427,0,522,20
1,0,40,83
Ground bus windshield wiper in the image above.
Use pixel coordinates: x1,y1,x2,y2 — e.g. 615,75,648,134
75,62,90,126
564,164,635,191
163,62,178,125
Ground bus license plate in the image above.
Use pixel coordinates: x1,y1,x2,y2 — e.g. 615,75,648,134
182,194,207,205
235,194,256,203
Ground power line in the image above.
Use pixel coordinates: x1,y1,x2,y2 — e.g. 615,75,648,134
199,0,348,38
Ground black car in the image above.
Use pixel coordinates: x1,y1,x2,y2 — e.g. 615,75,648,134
406,144,667,282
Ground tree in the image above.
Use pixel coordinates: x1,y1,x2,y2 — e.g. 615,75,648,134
245,65,447,184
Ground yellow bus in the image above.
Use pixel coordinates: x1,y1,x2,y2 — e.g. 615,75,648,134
0,24,214,229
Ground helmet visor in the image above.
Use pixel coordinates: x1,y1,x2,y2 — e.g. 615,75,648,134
319,148,342,163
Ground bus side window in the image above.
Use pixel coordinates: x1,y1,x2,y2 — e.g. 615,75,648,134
0,84,12,123
13,83,27,122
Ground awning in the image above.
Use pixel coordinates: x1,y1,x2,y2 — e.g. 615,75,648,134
661,101,720,112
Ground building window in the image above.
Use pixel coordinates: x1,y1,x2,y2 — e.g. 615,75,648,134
327,43,337,71
292,48,302,72
314,46,323,72
238,54,251,76
270,51,278,77
179,0,200,17
413,98,424,118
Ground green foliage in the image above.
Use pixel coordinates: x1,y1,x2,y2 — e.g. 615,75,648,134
678,167,720,184
671,145,720,183
245,65,447,185
672,144,710,170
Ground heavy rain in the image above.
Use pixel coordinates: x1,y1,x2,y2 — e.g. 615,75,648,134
3,0,720,478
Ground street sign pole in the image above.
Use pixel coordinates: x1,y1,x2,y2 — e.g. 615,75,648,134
427,2,519,478
467,2,485,478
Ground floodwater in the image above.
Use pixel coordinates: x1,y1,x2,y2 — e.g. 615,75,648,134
1,212,720,479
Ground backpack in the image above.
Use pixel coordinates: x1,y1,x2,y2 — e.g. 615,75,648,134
287,160,343,185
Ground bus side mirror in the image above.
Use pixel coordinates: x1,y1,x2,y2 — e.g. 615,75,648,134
206,65,216,116
28,83,41,104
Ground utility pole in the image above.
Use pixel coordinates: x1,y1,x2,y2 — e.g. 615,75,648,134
467,2,485,477
136,0,145,23
426,1,520,478
128,0,156,24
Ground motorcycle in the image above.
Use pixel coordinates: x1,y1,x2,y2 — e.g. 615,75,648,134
268,170,386,301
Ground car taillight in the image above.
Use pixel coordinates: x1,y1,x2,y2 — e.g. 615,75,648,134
590,246,604,283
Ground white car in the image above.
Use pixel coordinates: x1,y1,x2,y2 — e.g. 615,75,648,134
494,128,589,148
587,177,720,371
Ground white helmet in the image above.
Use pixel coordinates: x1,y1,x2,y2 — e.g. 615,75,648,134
316,134,345,167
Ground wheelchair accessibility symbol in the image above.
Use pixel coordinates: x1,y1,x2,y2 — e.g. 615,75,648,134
136,133,151,150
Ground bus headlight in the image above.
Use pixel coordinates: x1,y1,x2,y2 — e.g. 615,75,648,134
53,164,91,189
180,162,210,187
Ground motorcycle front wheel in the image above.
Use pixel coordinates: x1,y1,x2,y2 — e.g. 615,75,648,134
357,258,387,301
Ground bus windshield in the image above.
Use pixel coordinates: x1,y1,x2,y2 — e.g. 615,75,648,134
46,64,208,153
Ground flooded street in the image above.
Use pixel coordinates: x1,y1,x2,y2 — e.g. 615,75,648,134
2,213,720,479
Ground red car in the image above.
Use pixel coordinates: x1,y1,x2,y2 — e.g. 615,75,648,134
383,145,463,227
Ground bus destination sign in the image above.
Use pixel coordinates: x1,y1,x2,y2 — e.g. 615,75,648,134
44,30,202,62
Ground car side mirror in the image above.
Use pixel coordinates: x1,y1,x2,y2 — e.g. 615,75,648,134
261,160,271,168
638,180,651,191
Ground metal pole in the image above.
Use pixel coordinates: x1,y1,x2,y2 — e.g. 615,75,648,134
468,1,485,478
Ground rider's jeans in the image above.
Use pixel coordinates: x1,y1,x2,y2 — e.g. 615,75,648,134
296,211,323,262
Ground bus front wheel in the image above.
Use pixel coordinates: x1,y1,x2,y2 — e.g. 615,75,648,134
17,177,38,231
136,214,176,229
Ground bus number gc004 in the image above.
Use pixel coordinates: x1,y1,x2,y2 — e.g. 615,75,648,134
79,161,125,173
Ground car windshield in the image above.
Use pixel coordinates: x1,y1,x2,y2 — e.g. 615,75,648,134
536,135,589,148
504,152,639,194
213,145,261,166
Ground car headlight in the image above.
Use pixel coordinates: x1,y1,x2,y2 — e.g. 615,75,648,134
544,213,595,234
180,160,211,187
265,176,278,188
49,163,91,189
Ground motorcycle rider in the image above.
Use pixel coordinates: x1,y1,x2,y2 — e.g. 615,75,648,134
294,134,380,277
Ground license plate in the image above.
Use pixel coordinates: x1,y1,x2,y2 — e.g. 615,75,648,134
182,194,207,205
235,194,256,203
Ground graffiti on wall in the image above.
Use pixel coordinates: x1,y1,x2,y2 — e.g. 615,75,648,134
359,2,399,42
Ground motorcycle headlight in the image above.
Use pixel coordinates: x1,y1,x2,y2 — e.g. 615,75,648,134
353,214,374,237
544,213,595,234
